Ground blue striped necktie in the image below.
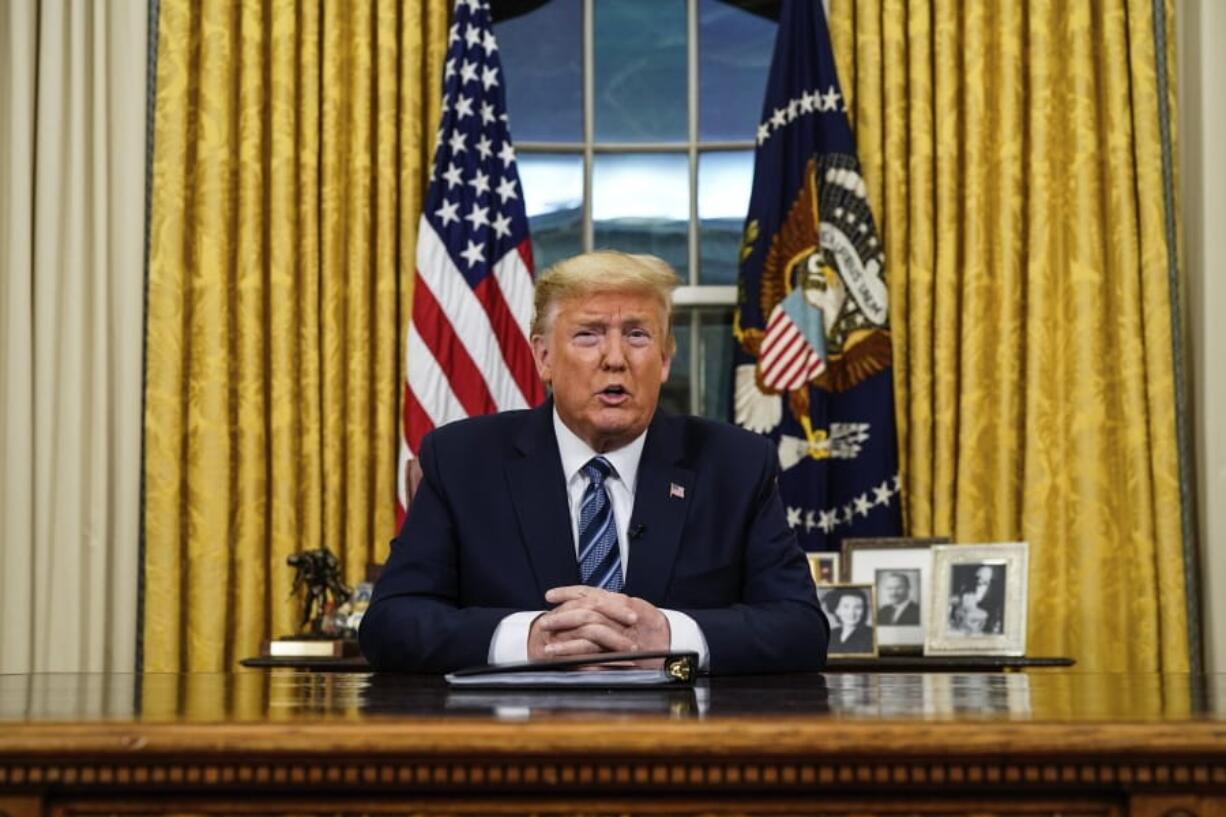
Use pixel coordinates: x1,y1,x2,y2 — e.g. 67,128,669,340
577,456,624,593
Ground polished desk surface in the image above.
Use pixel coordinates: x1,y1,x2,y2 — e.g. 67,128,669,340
4,672,1226,813
2,670,1223,719
2,672,1225,756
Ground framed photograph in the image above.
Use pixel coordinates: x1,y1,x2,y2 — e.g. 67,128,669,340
926,542,1029,656
840,537,950,580
816,583,878,657
842,537,948,651
806,552,841,586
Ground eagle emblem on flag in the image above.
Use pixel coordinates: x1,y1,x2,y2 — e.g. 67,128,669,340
735,153,892,457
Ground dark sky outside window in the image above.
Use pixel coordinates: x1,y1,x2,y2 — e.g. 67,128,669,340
594,0,687,142
698,0,775,141
493,0,582,142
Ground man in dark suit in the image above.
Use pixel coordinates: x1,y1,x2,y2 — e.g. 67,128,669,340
360,251,828,674
877,571,920,626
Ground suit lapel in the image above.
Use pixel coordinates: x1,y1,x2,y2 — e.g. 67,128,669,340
506,402,580,596
622,412,693,603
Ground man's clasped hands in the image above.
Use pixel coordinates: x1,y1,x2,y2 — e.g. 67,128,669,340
527,586,670,665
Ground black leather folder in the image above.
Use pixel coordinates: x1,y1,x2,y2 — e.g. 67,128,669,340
444,650,699,688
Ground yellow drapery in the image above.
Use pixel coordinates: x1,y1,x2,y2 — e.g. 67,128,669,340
829,0,1188,670
143,0,448,671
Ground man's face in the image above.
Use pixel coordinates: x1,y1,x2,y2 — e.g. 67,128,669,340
883,575,908,605
533,289,671,453
976,566,994,587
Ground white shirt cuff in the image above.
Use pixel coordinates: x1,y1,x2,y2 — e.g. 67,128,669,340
661,608,710,671
488,611,543,665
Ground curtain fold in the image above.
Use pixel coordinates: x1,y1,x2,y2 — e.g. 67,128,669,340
0,0,147,673
143,0,448,671
830,0,1188,670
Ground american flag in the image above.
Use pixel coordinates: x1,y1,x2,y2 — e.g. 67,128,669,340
759,289,827,392
399,0,546,521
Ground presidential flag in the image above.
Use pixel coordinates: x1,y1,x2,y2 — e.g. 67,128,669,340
733,0,901,551
399,0,545,521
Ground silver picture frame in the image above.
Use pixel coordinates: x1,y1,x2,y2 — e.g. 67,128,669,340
926,542,1029,656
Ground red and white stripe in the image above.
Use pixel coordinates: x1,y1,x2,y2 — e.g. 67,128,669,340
397,219,544,523
758,304,825,392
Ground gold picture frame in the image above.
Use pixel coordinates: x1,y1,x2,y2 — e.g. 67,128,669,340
806,552,841,586
841,536,949,652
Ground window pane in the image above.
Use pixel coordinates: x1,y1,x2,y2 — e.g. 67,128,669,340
698,150,752,284
698,0,775,141
518,153,583,270
699,309,735,422
593,153,689,278
494,0,582,142
660,312,692,417
594,0,687,142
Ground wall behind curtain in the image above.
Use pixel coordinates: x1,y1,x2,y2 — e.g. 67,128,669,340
0,0,147,673
829,0,1188,670
1180,0,1226,674
143,0,448,671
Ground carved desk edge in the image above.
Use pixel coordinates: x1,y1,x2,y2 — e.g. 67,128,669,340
2,721,1226,794
4,720,1226,756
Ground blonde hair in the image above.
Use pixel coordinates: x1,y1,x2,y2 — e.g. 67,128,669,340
531,250,680,352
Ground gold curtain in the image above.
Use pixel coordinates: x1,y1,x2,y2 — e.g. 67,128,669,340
830,0,1187,670
144,0,449,671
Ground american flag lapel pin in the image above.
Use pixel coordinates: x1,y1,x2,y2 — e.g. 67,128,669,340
669,482,685,499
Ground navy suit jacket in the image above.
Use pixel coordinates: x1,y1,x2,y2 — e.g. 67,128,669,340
359,402,829,674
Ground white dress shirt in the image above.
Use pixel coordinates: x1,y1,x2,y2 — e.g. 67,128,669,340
487,408,710,667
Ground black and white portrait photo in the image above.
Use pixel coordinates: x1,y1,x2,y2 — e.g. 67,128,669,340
948,562,1006,636
926,543,1029,656
875,569,921,627
816,585,877,656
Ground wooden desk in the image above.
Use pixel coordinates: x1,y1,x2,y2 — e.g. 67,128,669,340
1,672,1224,817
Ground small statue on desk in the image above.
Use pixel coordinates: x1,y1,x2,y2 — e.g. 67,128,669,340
288,547,353,635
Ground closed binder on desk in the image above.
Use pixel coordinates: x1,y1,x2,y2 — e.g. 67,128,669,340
444,650,698,688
